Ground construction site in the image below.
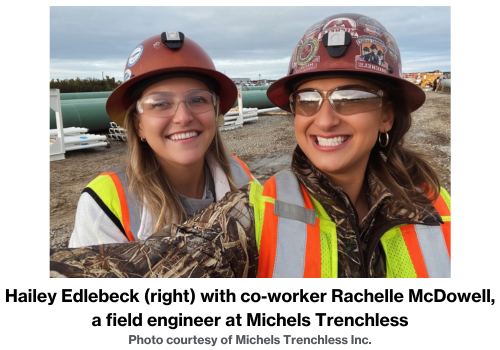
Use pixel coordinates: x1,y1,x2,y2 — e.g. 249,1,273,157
50,84,451,250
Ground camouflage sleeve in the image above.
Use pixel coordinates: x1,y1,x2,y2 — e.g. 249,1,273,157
50,187,259,278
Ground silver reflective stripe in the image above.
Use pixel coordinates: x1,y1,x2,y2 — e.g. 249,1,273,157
414,224,451,278
273,170,308,278
274,200,316,225
229,155,252,188
114,169,141,241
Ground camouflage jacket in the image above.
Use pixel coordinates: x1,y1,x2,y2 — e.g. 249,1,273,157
50,147,442,278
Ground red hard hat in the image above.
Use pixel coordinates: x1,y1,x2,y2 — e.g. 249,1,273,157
106,32,236,126
267,13,425,113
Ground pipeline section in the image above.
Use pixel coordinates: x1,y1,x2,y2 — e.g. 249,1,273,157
51,89,277,132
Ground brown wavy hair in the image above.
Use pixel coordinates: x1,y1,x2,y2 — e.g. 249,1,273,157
123,97,238,232
369,82,441,208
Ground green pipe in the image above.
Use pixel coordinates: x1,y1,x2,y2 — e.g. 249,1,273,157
441,79,451,88
232,90,275,109
60,91,113,100
241,85,269,91
50,98,112,132
50,89,276,132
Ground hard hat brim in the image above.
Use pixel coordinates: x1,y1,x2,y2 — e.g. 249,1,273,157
267,68,426,114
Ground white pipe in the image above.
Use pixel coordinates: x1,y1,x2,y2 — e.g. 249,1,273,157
65,141,109,151
50,127,89,137
224,112,258,121
225,108,258,116
257,107,281,114
63,134,107,144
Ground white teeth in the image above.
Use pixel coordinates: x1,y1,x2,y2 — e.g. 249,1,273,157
316,136,348,147
168,131,199,140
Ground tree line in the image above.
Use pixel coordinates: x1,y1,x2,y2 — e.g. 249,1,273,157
50,76,122,93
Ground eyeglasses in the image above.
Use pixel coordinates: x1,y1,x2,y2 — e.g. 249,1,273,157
136,89,216,118
289,85,385,117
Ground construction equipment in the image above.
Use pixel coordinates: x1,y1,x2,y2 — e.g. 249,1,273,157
403,72,443,89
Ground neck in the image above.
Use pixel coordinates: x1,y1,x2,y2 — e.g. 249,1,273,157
326,167,370,224
158,158,206,199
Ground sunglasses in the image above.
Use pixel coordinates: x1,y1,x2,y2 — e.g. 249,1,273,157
289,85,385,117
137,89,216,118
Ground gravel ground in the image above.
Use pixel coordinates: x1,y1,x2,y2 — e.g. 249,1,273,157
50,91,450,249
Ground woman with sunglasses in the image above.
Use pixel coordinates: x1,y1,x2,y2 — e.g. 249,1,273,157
67,31,255,248
52,13,450,278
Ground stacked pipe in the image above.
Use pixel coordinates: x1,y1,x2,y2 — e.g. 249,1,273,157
224,108,259,125
50,127,108,151
108,122,127,141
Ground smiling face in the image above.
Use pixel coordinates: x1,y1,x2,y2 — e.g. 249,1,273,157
135,77,217,171
293,77,394,183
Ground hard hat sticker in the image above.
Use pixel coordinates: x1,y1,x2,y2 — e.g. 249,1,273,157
383,32,400,63
355,36,388,74
297,38,319,66
124,69,132,82
357,16,386,36
294,38,320,74
318,17,359,40
128,45,144,67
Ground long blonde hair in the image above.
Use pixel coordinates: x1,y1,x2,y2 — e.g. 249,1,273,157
123,98,238,232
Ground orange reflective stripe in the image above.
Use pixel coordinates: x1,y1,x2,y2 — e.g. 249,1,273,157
432,194,451,257
258,176,278,277
400,225,428,278
230,154,253,180
258,201,279,278
262,175,277,198
102,172,135,242
301,184,321,278
441,221,451,258
433,195,450,217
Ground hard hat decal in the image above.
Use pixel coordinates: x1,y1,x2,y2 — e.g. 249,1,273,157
318,17,359,40
293,38,321,74
124,69,132,82
357,16,386,35
153,41,161,49
383,32,400,63
297,38,319,66
127,45,144,67
355,36,388,74
360,23,382,37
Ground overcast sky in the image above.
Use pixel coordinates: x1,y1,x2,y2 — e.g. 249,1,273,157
50,6,451,82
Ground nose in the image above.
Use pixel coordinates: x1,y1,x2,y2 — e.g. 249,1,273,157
172,100,194,125
313,99,341,130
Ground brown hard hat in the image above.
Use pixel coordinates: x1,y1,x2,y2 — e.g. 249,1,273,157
106,32,237,126
267,13,426,113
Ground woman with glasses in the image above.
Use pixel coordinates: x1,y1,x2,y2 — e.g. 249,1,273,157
68,32,255,248
53,13,450,278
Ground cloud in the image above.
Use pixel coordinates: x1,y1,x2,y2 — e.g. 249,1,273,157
50,6,451,81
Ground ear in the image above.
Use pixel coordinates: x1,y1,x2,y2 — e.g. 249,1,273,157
134,116,144,139
380,102,395,132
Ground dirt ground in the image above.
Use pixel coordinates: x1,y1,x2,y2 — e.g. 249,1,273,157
50,91,451,250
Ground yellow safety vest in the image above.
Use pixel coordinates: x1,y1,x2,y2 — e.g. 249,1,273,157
83,154,254,241
249,170,451,278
